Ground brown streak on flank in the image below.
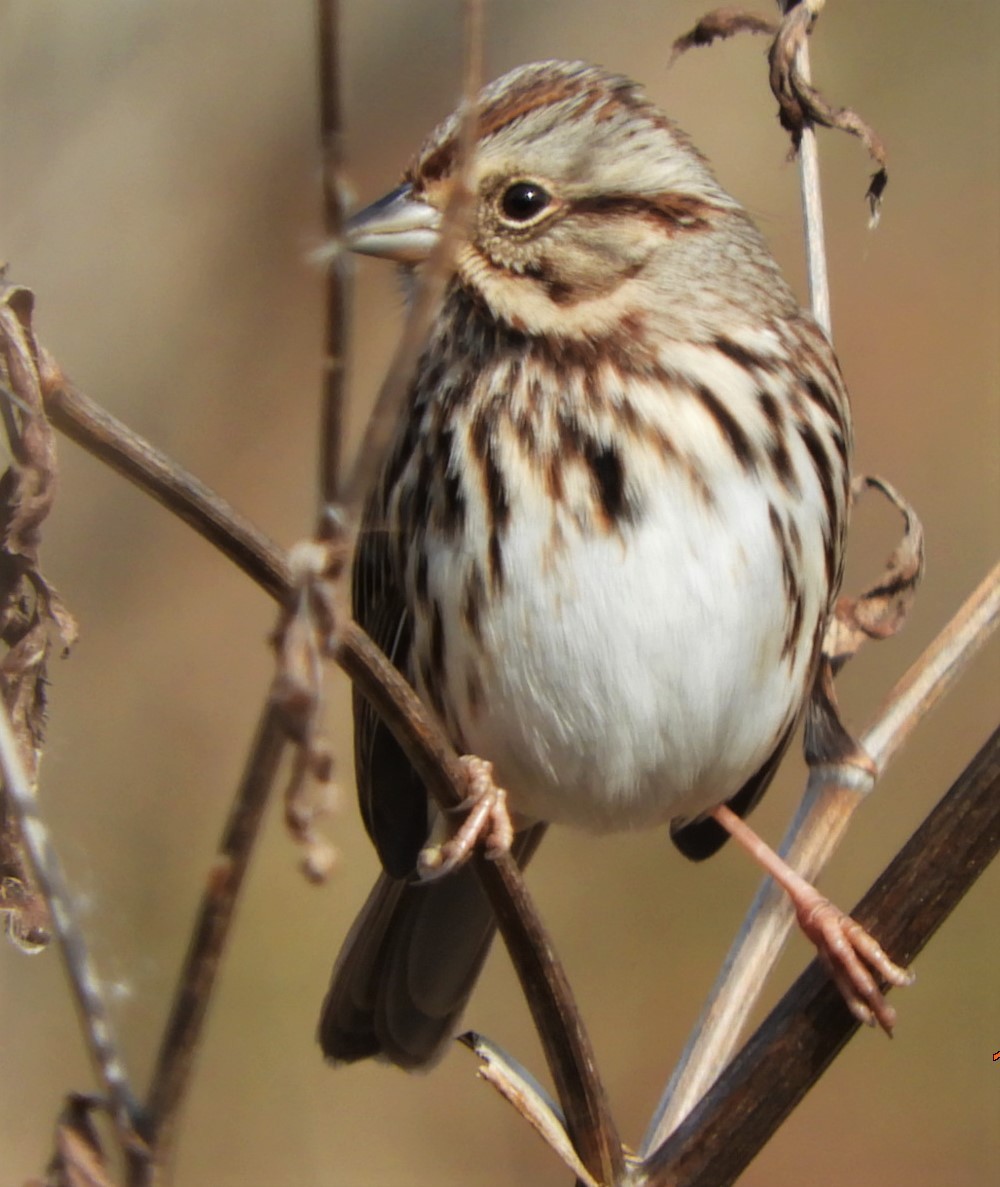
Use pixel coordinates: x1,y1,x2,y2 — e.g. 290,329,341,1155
797,420,839,543
787,518,804,563
715,336,779,374
768,503,797,610
758,389,784,431
470,406,510,591
461,564,485,645
695,383,756,471
419,655,445,719
768,436,798,494
466,668,483,719
414,548,429,607
584,440,630,527
545,453,565,502
801,375,840,425
782,589,805,661
429,600,446,684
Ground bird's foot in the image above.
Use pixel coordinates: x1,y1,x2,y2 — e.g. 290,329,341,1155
793,887,914,1033
418,756,514,880
711,804,914,1034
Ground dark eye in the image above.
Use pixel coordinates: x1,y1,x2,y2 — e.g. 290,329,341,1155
500,181,552,223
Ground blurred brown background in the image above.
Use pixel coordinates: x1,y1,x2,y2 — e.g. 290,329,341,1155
1,2,997,1184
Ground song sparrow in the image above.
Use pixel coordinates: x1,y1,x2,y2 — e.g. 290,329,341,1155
320,60,910,1069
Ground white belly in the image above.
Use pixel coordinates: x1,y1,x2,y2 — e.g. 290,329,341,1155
414,459,824,833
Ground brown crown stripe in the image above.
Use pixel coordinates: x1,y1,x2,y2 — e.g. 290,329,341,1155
414,70,643,184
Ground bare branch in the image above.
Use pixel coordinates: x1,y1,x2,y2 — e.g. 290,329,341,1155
316,0,350,509
337,1,482,514
140,706,289,1183
644,724,1000,1184
40,365,289,602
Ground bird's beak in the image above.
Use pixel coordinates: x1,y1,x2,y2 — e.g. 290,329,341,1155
346,184,441,263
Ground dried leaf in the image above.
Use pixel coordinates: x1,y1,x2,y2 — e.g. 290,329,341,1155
675,3,889,220
0,281,80,951
826,476,925,668
670,7,776,63
460,1032,605,1187
769,2,888,219
807,475,924,772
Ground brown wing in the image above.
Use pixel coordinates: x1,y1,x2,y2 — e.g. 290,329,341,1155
352,506,429,879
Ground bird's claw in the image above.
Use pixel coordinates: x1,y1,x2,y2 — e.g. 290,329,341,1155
418,756,514,880
798,896,915,1034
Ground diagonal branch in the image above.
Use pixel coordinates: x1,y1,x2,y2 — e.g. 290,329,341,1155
643,723,1000,1185
138,705,289,1185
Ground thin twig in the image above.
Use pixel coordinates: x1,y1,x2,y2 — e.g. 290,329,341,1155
643,562,1000,1150
337,2,481,513
643,724,1000,1185
788,1,832,331
0,697,144,1145
316,0,349,508
138,706,289,1185
40,367,290,601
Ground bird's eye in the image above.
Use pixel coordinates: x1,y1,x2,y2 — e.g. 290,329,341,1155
499,181,552,223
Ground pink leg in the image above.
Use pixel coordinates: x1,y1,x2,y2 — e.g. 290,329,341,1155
712,804,914,1034
418,756,515,880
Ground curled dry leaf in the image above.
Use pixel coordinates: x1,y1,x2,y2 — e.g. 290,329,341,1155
669,7,776,63
0,281,79,951
806,475,924,773
673,3,889,220
827,475,925,666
